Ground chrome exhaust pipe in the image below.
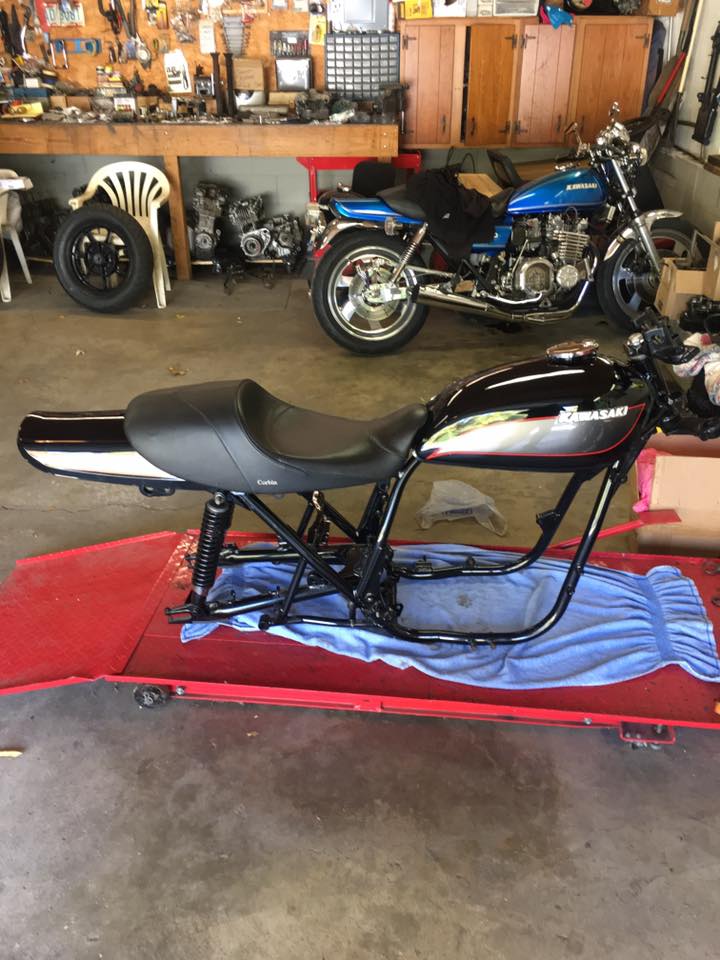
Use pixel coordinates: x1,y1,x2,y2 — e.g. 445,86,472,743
416,259,594,325
416,285,555,323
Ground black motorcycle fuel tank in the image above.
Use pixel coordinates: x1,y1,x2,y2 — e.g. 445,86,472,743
418,343,651,472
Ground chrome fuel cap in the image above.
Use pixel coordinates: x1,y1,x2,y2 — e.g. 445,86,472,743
546,339,599,363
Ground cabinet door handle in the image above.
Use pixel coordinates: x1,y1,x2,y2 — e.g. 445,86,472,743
556,114,562,133
514,120,528,134
470,117,476,137
505,34,518,49
441,114,447,134
401,35,417,50
499,120,511,134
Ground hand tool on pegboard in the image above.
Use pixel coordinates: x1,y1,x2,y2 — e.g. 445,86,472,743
127,0,151,68
210,50,225,116
0,11,11,54
52,37,68,67
224,52,235,117
57,37,102,54
98,0,122,34
9,6,23,56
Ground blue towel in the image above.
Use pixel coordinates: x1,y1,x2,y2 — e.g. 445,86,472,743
182,544,720,690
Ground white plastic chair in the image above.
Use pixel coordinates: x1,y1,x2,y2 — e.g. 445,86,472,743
0,168,32,304
69,161,172,308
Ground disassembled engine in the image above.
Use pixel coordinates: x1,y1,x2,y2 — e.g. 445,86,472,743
191,182,229,258
227,195,303,264
188,181,303,270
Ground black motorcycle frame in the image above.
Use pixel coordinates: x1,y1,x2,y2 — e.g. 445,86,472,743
168,424,656,647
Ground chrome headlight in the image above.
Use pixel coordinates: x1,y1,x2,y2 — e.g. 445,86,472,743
628,142,648,165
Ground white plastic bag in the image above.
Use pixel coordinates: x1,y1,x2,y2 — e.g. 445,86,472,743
416,480,507,535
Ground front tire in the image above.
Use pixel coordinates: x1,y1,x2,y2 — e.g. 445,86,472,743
597,217,693,332
311,231,428,355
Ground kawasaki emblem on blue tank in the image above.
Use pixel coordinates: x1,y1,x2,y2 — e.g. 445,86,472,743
309,103,693,355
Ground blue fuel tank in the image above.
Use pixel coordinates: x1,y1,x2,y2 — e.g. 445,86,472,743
507,168,607,215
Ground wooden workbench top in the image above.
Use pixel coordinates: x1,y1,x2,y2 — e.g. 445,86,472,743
0,120,399,159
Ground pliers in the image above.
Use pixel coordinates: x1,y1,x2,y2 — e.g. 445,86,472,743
97,0,121,35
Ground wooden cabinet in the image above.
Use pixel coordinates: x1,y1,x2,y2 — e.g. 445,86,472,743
568,18,652,141
399,21,465,148
514,24,575,146
397,15,652,149
465,22,523,147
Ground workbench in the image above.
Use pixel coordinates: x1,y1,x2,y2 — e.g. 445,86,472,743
0,121,400,279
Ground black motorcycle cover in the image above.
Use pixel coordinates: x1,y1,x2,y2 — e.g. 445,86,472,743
406,166,495,260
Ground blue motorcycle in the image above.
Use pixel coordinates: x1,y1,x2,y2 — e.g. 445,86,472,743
310,106,691,354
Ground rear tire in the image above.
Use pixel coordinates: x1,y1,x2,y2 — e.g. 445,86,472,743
53,204,154,313
597,217,693,332
311,231,428,355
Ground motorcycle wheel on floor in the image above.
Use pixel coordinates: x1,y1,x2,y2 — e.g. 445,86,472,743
597,217,693,331
53,204,154,313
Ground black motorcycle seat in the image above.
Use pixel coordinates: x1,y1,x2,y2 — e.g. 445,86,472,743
487,149,525,189
125,380,428,494
378,184,426,220
489,186,514,219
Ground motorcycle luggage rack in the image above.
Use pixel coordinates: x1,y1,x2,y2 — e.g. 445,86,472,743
169,442,639,647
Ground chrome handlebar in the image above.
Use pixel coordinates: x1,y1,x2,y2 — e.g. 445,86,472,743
556,114,647,172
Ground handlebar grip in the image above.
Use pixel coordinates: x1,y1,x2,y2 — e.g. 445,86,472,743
700,419,720,441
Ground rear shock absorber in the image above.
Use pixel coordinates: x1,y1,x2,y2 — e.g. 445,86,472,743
389,222,428,285
188,493,234,609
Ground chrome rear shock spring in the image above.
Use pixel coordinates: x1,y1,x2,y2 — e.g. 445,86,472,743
389,222,428,284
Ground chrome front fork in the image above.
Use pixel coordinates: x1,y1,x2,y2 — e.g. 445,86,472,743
611,159,662,273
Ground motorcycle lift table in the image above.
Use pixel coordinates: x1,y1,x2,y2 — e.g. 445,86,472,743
2,530,720,746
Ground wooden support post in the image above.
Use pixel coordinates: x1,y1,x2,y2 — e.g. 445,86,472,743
162,153,192,282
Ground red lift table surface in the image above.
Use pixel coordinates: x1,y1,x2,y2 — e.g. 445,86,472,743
2,531,720,740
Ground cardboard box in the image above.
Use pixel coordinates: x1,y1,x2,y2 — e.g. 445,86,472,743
635,436,720,555
232,58,265,91
637,0,680,14
705,241,720,300
66,95,92,111
654,258,705,320
49,94,68,109
458,172,502,196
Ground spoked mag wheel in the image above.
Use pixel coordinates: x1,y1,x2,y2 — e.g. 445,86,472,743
53,204,154,313
597,217,693,332
312,232,428,354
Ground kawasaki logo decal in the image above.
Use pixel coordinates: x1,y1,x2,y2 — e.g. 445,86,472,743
557,406,628,424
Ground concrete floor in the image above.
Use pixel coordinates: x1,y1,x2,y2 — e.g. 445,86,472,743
1,274,719,960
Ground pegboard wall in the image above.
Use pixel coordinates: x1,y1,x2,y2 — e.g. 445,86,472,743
22,2,325,93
